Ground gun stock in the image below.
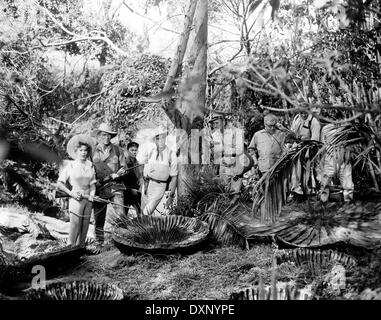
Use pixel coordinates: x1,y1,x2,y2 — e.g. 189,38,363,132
55,189,70,198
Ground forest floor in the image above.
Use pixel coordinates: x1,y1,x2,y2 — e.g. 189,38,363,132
2,201,381,300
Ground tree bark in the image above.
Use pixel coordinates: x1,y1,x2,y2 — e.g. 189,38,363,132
176,0,208,197
159,0,208,199
163,0,198,92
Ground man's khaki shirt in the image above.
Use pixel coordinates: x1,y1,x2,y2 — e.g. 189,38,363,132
249,129,286,173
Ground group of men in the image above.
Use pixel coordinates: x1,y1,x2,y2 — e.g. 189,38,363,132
90,109,354,244
245,110,354,203
91,123,178,244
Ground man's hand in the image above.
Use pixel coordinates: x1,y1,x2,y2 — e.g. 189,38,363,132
111,173,119,180
88,195,95,202
164,193,174,209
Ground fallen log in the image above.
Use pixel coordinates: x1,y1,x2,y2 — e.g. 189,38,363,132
0,207,95,241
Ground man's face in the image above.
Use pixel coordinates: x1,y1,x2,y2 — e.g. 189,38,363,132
300,111,308,120
128,146,138,157
155,134,166,151
265,122,276,134
98,131,111,146
211,119,223,131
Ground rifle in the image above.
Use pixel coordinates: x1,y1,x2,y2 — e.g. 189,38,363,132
96,164,143,191
55,189,131,209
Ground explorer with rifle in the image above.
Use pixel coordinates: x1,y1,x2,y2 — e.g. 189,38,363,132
92,123,128,245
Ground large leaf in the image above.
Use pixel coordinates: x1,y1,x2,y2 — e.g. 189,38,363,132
112,215,210,254
252,140,323,223
24,280,124,300
244,202,381,249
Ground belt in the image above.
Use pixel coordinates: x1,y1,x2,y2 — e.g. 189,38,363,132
71,187,90,191
147,177,168,184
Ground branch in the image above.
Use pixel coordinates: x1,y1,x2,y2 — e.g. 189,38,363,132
34,1,129,56
207,81,231,106
57,92,107,112
122,1,180,34
163,0,198,91
48,117,71,126
70,95,102,127
264,102,381,114
0,50,29,55
37,36,128,56
208,50,244,77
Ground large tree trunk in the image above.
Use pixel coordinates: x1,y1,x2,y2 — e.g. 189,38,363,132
162,0,208,198
177,0,208,197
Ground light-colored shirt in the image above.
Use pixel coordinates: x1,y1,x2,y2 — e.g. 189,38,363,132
291,114,321,141
249,129,286,173
137,145,178,181
58,160,96,191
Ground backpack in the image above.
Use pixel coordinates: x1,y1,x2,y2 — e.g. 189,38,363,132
295,114,321,141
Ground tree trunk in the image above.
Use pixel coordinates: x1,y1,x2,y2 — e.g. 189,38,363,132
176,0,208,198
161,0,208,198
163,0,198,92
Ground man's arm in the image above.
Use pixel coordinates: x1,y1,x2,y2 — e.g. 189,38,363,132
168,176,178,196
168,150,178,197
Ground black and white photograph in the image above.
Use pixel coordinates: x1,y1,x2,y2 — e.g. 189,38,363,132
1,0,381,307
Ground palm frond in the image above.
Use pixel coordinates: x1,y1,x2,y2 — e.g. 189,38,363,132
111,215,210,254
200,193,259,248
252,140,323,224
275,248,357,275
324,123,379,155
169,165,225,217
229,281,314,300
24,280,124,300
201,210,247,249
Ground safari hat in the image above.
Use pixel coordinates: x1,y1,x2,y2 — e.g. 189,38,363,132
151,126,169,140
94,123,117,138
66,134,96,160
208,113,224,123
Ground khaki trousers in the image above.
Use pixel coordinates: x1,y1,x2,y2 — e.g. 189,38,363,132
142,180,167,215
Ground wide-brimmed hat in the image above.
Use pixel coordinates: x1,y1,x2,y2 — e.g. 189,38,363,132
208,113,224,123
66,134,96,160
150,126,169,140
94,123,117,138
